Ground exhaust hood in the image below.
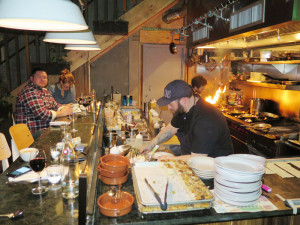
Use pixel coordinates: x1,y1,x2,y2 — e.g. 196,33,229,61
187,0,300,49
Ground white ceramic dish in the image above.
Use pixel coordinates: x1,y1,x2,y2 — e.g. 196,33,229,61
214,168,263,182
19,148,39,162
229,154,266,166
187,157,214,172
214,173,261,189
216,192,259,206
215,156,265,175
152,152,173,159
215,186,261,202
214,180,261,193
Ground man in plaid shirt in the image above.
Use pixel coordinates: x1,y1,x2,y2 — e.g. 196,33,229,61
15,68,73,136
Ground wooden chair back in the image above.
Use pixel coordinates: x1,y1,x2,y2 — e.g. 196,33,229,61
0,133,11,161
9,124,34,151
0,133,11,171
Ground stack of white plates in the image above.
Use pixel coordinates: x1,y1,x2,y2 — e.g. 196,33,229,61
214,156,265,206
187,156,215,179
229,154,266,167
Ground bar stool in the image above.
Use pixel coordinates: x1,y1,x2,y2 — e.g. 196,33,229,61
0,133,12,172
9,124,34,161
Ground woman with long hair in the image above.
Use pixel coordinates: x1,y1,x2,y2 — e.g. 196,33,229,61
48,68,76,104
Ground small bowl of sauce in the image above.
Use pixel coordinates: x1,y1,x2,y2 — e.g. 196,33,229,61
97,191,134,217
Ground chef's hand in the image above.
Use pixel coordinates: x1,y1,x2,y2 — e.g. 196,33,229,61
139,142,155,155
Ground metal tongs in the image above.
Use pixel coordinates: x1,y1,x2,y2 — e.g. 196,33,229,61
145,178,168,211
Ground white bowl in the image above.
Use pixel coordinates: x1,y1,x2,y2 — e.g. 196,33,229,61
19,148,39,162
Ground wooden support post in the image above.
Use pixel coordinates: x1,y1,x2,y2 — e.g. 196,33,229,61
25,35,31,78
94,0,98,21
35,35,40,63
104,0,108,21
14,35,21,87
84,0,88,24
4,35,11,92
124,0,127,13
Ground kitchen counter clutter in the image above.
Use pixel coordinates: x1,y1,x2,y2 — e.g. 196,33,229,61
0,107,102,225
94,158,300,225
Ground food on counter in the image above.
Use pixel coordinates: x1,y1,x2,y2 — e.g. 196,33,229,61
160,159,213,200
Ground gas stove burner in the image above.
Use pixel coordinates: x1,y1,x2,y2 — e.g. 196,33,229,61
237,114,267,123
268,126,300,135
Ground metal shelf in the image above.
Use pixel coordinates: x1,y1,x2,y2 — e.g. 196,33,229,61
230,80,300,90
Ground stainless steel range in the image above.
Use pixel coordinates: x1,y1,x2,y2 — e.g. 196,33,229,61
224,113,300,158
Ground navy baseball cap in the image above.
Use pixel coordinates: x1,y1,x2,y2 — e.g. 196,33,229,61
157,80,193,106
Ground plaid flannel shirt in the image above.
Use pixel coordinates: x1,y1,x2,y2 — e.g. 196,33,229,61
15,81,61,134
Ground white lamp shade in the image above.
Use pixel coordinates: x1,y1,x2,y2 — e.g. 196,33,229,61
0,0,88,31
44,30,97,44
65,44,101,51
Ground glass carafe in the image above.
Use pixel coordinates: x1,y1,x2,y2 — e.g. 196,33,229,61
61,141,79,199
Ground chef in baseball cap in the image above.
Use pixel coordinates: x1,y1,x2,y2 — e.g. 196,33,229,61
140,79,233,160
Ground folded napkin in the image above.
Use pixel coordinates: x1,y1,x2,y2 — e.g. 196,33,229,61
8,170,48,183
50,121,70,126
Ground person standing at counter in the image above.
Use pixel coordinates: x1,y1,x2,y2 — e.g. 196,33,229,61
191,75,207,95
48,68,76,104
15,68,73,137
141,79,233,158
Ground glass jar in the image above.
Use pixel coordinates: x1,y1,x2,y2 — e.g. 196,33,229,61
61,141,79,199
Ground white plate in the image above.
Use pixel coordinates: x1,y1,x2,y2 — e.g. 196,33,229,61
152,152,174,159
214,180,261,193
215,156,265,175
229,154,266,166
215,186,261,202
216,192,259,206
214,168,262,182
187,157,215,172
50,121,70,126
215,173,261,189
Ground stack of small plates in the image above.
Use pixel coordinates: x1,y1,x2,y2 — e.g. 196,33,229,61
214,156,265,206
187,157,215,179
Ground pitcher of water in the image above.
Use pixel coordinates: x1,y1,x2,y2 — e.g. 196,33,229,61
61,141,79,199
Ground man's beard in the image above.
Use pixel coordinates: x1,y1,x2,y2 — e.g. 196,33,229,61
173,101,185,117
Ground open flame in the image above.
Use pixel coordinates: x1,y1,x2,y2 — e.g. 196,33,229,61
205,85,226,104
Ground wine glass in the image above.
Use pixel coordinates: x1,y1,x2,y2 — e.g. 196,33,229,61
70,112,78,133
46,164,63,185
29,150,48,195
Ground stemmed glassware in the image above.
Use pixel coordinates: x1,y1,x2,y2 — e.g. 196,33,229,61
29,150,48,195
70,112,78,133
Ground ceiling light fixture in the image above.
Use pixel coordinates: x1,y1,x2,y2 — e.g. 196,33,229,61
64,44,101,51
0,0,88,31
43,30,97,44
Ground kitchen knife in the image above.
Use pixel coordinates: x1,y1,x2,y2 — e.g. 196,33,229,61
144,178,167,211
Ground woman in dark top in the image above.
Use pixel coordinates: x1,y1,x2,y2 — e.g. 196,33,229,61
48,68,76,104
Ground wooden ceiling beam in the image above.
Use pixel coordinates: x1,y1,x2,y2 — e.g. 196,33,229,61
67,0,180,72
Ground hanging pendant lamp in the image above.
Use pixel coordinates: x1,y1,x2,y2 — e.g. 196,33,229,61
43,30,97,45
0,0,88,31
64,44,101,51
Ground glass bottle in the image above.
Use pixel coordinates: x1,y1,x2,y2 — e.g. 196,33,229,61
61,139,79,199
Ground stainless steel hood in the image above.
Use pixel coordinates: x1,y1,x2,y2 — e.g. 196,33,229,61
187,0,300,49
